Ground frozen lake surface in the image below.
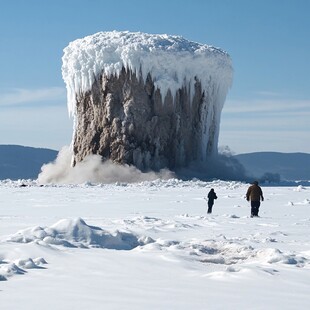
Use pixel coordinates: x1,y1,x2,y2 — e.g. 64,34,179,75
1,179,310,309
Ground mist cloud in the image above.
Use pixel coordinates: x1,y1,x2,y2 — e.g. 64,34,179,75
38,146,175,184
38,145,252,185
175,154,250,182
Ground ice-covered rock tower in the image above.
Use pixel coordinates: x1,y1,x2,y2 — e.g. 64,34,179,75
62,31,233,171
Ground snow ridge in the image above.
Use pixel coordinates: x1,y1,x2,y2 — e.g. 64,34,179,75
7,218,154,250
62,31,233,117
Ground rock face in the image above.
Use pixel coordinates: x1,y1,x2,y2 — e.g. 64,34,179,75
62,31,233,171
73,69,215,170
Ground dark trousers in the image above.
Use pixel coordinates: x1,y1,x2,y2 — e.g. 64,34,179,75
208,203,214,214
251,201,260,217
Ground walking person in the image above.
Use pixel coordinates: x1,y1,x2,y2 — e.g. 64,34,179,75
246,181,264,217
207,188,217,214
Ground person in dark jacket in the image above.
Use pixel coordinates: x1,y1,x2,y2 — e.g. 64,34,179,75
246,181,264,217
207,188,217,214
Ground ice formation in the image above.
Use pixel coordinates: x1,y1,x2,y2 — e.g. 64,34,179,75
62,31,233,170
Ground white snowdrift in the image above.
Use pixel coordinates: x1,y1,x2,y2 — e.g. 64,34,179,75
2,214,308,283
1,180,310,309
0,256,47,281
6,217,154,250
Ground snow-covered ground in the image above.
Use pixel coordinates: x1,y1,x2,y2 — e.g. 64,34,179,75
1,179,310,309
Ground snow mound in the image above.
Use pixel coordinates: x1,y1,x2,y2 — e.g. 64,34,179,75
141,238,309,268
62,30,233,117
0,257,47,281
7,218,154,250
256,248,307,265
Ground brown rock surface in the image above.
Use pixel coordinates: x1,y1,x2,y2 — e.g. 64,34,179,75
72,67,220,171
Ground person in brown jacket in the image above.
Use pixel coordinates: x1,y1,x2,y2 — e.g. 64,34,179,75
246,181,264,217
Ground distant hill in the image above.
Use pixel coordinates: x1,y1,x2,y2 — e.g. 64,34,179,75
1,146,309,181
234,152,310,181
0,145,57,180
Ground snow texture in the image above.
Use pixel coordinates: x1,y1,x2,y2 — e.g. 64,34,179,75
7,217,153,250
1,179,310,309
62,31,233,117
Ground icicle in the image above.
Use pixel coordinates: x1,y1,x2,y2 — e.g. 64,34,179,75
61,31,233,164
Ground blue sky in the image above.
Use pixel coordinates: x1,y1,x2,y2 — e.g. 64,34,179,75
0,0,309,154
